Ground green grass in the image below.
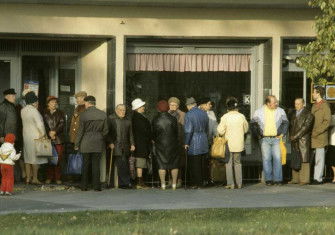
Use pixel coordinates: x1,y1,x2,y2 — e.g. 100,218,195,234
1,207,335,234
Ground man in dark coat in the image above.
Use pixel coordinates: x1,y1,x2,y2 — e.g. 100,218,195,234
184,97,209,188
75,96,109,191
0,89,18,143
108,104,135,189
131,98,152,189
289,98,314,185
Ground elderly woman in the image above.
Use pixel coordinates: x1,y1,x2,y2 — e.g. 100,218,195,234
21,91,47,185
168,97,185,187
43,96,65,185
152,100,179,190
217,97,248,189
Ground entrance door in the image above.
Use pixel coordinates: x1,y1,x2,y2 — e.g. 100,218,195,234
0,59,11,101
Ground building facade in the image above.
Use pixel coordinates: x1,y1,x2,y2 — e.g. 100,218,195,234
0,1,317,178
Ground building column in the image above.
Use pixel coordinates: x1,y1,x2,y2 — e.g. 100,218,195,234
272,36,282,100
115,35,125,105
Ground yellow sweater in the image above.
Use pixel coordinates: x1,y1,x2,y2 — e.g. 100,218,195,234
263,106,277,136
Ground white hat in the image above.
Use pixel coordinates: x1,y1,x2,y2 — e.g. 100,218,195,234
132,98,146,110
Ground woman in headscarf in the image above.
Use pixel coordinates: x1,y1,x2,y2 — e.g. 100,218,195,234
152,100,179,190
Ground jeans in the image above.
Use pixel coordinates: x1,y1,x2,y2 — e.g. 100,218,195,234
314,148,325,182
260,137,282,182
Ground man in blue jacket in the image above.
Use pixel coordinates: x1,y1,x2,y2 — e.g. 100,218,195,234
184,97,209,188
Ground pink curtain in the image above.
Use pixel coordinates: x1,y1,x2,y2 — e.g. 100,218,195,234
127,54,251,72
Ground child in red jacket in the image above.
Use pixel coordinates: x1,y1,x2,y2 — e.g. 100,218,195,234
0,133,21,196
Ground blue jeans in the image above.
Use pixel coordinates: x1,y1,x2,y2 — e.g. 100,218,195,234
260,137,282,182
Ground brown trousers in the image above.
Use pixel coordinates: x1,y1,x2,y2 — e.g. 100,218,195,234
291,163,310,184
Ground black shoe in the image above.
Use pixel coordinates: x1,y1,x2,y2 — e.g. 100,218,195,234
81,187,88,191
94,188,102,191
265,181,273,186
274,181,283,186
119,184,132,189
310,180,323,185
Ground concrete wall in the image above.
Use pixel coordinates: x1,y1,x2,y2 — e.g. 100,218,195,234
0,4,318,108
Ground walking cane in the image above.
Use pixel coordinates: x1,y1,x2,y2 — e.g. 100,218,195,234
107,148,114,187
184,147,188,190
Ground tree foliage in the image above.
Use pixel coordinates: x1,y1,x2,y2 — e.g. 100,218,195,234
297,0,335,84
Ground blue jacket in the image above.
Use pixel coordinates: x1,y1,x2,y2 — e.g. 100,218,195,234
184,107,209,156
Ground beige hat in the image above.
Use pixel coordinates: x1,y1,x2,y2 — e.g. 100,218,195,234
168,97,180,106
75,91,87,98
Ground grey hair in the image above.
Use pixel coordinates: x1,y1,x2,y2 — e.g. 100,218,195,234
115,104,126,110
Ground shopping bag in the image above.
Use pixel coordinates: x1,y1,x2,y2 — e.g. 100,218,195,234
211,136,227,158
49,144,59,166
35,137,52,157
129,154,136,180
280,137,287,165
67,152,83,175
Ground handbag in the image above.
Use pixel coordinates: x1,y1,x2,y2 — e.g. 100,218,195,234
129,154,136,180
49,144,59,166
211,136,227,158
34,137,52,157
67,152,83,175
280,137,287,165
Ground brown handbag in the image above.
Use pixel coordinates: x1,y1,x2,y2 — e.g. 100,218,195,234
211,136,227,158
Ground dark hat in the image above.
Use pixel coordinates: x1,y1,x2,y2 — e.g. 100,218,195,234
156,100,169,112
198,97,211,105
25,91,38,105
226,97,238,110
84,95,96,103
3,88,16,95
185,97,197,106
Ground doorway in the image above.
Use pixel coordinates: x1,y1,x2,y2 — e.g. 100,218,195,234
0,59,11,101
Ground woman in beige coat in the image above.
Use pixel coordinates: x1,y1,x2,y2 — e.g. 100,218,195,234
21,91,47,184
217,97,248,189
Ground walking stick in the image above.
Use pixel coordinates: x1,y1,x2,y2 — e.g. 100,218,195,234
107,148,114,187
184,147,188,190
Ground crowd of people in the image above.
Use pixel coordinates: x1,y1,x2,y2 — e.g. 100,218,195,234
0,85,335,195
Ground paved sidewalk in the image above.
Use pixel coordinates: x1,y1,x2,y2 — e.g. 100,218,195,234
1,183,335,215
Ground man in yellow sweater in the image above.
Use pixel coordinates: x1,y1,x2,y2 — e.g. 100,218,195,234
251,95,289,186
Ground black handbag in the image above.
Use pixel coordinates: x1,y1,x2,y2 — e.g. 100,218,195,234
290,146,302,171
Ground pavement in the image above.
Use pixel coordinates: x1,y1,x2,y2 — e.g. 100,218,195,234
1,183,335,215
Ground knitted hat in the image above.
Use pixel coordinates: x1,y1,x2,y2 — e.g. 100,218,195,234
25,91,38,105
168,97,180,106
4,133,16,144
157,100,169,112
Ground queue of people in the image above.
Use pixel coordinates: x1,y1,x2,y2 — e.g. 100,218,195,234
0,85,335,195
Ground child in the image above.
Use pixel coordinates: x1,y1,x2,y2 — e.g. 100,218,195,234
0,133,21,196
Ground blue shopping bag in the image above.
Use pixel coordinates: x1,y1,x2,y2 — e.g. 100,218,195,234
49,144,59,166
67,152,83,175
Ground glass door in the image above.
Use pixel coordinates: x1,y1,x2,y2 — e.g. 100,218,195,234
0,59,11,101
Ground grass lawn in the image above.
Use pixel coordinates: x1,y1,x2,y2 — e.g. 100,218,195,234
1,207,334,234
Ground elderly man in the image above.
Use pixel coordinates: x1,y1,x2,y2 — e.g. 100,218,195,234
311,86,331,184
75,96,109,191
108,104,135,189
184,97,209,188
289,98,314,185
70,91,87,144
251,95,289,186
0,89,18,143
